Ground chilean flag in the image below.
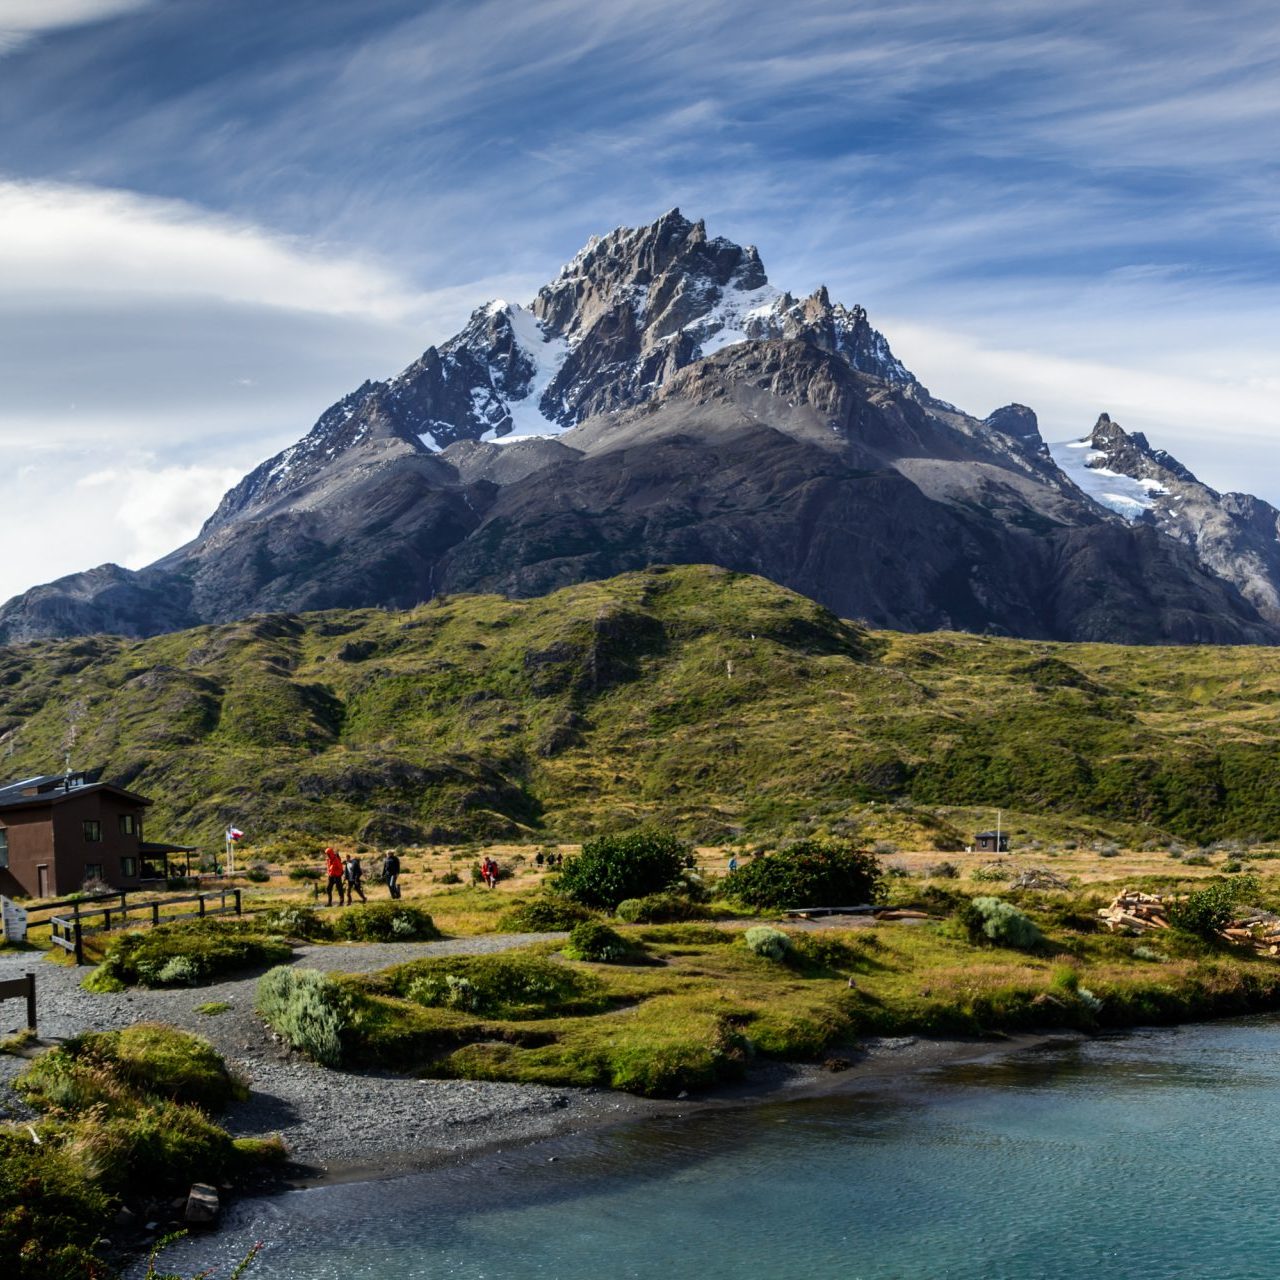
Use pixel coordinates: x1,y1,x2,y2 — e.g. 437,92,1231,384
227,826,244,841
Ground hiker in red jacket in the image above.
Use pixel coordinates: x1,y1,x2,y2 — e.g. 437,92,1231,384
325,847,346,906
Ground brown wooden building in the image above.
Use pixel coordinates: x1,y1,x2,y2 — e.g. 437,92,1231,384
974,830,1010,853
0,773,155,899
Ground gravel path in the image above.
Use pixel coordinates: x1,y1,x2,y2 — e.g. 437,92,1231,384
0,933,653,1175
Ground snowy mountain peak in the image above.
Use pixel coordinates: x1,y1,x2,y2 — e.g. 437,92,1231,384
206,211,923,527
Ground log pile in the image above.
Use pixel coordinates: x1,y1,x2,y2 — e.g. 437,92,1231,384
1012,868,1070,890
1097,890,1171,933
1098,890,1280,954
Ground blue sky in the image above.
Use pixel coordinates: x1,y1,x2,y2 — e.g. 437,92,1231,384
2,0,1280,600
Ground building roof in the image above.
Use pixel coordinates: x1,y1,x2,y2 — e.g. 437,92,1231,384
0,772,153,813
139,841,199,855
974,830,1007,839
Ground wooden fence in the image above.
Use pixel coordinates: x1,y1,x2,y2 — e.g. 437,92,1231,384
0,972,36,1031
49,887,242,965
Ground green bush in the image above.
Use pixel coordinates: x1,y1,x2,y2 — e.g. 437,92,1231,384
394,952,603,1019
0,1129,111,1280
962,897,1045,951
257,904,332,939
616,892,711,924
556,829,690,910
64,1098,235,1195
19,1024,246,1114
564,920,633,963
256,967,358,1066
86,920,292,989
288,866,322,881
725,838,883,911
331,903,440,942
1168,876,1260,939
245,869,271,883
497,894,598,932
5,1025,275,1280
743,926,794,962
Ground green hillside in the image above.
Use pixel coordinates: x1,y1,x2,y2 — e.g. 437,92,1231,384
2,564,1279,850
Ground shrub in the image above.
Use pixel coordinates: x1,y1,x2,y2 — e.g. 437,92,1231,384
565,921,633,963
556,829,691,910
156,956,201,986
1132,945,1167,963
0,1128,110,1280
288,866,322,882
497,894,598,932
63,1098,234,1195
928,862,959,879
87,921,292,989
257,904,332,939
743,926,794,962
438,871,463,885
1168,876,1260,939
962,897,1045,951
19,1024,245,1115
1183,853,1211,867
245,869,271,883
725,838,883,911
616,892,711,924
331,903,440,942
970,864,1013,882
256,967,357,1066
394,952,602,1019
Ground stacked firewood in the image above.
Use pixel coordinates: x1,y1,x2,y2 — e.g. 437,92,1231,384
1228,908,1280,954
1097,890,1171,933
1098,890,1280,954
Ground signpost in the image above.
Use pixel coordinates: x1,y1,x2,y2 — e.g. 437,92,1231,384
1,895,28,943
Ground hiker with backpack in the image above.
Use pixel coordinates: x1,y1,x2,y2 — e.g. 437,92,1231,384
345,853,367,904
324,847,346,906
382,850,401,899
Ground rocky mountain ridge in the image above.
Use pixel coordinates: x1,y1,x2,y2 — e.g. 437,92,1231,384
3,209,1279,647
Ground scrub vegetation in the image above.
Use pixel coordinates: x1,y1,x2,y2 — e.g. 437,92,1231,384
82,919,293,991
255,867,1280,1098
2,1025,279,1280
7,566,1280,850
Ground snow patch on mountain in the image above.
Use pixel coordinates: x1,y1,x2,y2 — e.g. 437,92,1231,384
692,281,783,356
1049,437,1166,520
481,302,571,442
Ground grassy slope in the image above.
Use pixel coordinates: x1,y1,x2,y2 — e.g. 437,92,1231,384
3,564,1280,849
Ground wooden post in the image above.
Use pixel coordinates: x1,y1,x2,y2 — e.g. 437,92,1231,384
151,900,160,927
72,902,84,966
234,888,242,917
198,894,206,918
24,972,35,1031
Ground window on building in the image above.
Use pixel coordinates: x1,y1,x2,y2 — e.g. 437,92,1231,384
83,863,103,883
120,856,138,878
0,828,8,870
120,814,136,835
83,820,102,842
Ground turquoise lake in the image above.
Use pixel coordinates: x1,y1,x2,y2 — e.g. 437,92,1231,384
151,1019,1280,1279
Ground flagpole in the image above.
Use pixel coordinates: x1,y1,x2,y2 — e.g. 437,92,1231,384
225,827,233,876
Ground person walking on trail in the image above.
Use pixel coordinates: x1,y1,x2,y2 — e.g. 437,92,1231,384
325,847,346,906
482,856,499,889
382,850,401,899
345,854,367,904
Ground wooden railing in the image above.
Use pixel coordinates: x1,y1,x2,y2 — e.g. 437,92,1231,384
49,888,242,965
0,972,35,1031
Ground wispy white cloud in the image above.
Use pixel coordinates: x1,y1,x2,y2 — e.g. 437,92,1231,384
0,0,155,54
0,179,429,322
